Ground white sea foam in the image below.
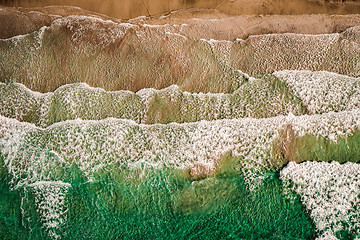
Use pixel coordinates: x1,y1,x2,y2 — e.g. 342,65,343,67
0,75,304,127
51,15,134,46
1,108,359,190
274,70,360,114
281,161,360,239
23,181,70,239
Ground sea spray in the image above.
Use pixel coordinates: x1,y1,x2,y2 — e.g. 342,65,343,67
281,161,360,239
1,108,360,191
0,75,307,127
22,181,71,239
274,70,360,114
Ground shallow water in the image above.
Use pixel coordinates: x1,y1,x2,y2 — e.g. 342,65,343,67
0,163,317,239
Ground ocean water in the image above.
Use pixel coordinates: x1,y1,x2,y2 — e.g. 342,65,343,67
1,11,360,240
1,112,360,239
0,162,316,240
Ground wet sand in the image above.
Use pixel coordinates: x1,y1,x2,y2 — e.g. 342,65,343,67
1,0,360,19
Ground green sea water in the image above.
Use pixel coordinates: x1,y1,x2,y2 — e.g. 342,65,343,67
0,163,316,240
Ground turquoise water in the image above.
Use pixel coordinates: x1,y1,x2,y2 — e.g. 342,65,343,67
0,164,316,239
